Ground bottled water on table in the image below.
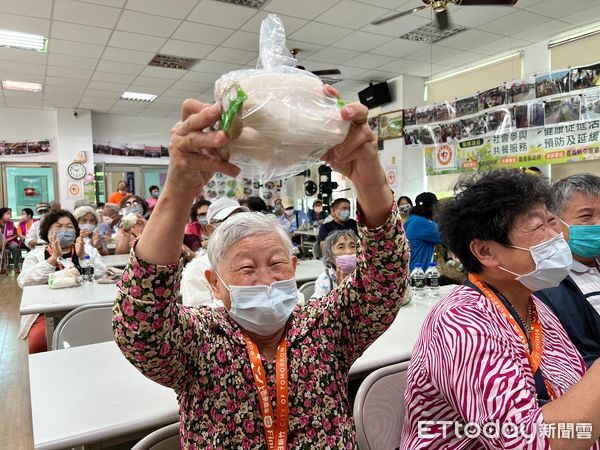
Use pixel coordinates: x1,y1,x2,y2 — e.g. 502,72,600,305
425,262,440,298
410,263,426,300
81,255,94,283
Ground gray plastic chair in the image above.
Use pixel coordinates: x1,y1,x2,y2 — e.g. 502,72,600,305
298,280,316,300
353,361,411,450
52,303,114,350
132,422,180,450
312,241,323,260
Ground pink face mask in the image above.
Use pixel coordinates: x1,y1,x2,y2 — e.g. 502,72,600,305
335,254,357,275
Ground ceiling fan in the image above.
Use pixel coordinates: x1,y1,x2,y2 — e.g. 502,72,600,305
371,0,519,31
290,48,342,83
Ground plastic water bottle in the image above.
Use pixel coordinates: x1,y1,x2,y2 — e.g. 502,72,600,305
425,262,440,298
410,263,426,300
81,255,94,283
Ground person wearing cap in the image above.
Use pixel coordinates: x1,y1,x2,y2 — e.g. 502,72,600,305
404,191,442,272
24,202,50,249
277,196,309,233
181,197,249,307
317,197,358,251
74,205,108,256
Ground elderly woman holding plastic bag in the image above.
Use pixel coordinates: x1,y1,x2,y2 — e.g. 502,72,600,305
312,229,359,299
113,17,409,448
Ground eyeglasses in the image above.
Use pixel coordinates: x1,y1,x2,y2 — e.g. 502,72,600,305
123,200,140,207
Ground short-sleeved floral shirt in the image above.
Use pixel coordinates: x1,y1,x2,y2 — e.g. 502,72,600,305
113,205,409,449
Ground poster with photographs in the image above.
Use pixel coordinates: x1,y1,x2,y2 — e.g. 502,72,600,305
455,95,479,118
416,105,435,125
440,121,462,143
404,128,420,146
434,101,456,122
460,115,489,139
144,145,162,158
479,86,506,110
368,116,378,138
582,92,600,120
544,97,581,125
570,63,600,91
529,102,545,128
0,140,50,156
378,110,404,140
486,109,512,134
508,78,535,103
94,143,169,158
514,104,529,129
404,107,417,126
535,70,570,98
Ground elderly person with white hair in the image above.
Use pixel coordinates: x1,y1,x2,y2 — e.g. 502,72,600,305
73,205,108,256
312,229,358,299
113,90,410,448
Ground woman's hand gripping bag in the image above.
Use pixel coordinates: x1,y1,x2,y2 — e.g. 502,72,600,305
214,14,349,182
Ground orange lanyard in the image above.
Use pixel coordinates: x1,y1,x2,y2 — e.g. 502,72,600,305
244,335,289,450
469,274,556,400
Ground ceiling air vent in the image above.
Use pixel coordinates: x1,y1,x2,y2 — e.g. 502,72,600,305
214,0,268,8
400,22,466,44
148,54,198,70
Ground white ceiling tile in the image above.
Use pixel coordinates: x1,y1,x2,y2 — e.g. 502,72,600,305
404,45,462,63
78,103,112,112
447,5,518,28
0,48,48,65
51,21,112,45
335,65,370,79
46,65,93,80
151,96,187,106
514,0,545,8
44,98,79,107
562,4,600,25
44,76,89,88
484,10,553,35
180,70,220,83
308,48,362,65
316,1,391,29
125,84,166,95
170,79,211,91
369,38,427,57
289,22,353,46
96,60,145,75
116,10,181,38
139,66,185,80
108,31,166,52
332,31,393,53
188,0,256,28
49,39,105,59
512,20,577,43
265,0,340,20
405,63,451,78
87,80,130,91
172,21,234,45
436,29,502,52
159,40,215,59
344,52,396,69
527,0,598,19
5,97,43,107
102,47,154,64
81,0,126,7
80,96,118,106
190,59,240,74
376,57,422,74
221,31,260,52
361,14,429,37
48,53,98,70
0,12,49,35
473,36,530,56
91,71,137,84
44,85,85,95
131,76,176,88
0,0,52,19
436,51,489,68
353,69,396,82
54,0,120,28
241,12,307,35
84,88,123,98
125,0,198,19
0,71,44,83
0,61,46,75
162,87,204,98
205,47,257,65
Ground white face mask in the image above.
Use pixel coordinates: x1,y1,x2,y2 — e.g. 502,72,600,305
80,223,96,234
217,274,299,336
499,233,573,292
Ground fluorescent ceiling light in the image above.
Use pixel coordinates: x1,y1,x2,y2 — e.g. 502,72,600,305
424,51,522,85
2,80,43,92
121,92,157,102
548,22,600,48
0,29,47,52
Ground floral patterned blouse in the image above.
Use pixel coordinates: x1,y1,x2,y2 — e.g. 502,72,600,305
113,205,409,449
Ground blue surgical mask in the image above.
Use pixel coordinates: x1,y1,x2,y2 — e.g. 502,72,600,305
198,215,208,226
151,191,159,199
217,275,299,336
80,224,96,234
561,218,600,258
124,205,144,216
339,210,351,221
55,229,77,248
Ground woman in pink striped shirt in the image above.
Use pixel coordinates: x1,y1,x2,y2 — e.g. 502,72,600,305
401,170,600,450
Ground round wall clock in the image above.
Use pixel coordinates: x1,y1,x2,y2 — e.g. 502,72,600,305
67,162,86,180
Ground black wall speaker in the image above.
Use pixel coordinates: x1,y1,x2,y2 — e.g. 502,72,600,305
358,81,392,109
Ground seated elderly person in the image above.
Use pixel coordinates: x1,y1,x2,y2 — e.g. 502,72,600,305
181,197,248,308
312,229,358,299
401,170,600,450
74,205,108,256
113,94,409,448
536,173,600,368
18,209,107,353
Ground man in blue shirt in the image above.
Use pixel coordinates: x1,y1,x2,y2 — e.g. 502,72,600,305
277,197,308,233
404,192,442,272
317,198,358,251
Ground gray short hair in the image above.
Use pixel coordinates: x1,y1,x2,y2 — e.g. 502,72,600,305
322,229,358,268
207,212,293,270
551,173,600,214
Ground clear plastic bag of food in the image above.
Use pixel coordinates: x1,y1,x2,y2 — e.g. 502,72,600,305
214,14,349,182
